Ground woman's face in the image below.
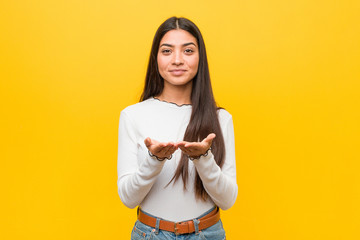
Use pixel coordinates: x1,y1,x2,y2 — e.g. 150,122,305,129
157,29,199,88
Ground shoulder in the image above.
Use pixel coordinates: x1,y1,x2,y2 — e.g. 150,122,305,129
217,108,233,125
120,98,156,117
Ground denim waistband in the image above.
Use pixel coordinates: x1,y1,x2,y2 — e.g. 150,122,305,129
139,205,217,222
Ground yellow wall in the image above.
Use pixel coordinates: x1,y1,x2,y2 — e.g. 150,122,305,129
1,0,359,239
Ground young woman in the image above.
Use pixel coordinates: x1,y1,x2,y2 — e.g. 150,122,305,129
117,17,237,239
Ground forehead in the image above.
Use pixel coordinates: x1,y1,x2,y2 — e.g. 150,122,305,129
159,29,198,46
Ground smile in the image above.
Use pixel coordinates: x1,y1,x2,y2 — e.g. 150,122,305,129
169,69,187,76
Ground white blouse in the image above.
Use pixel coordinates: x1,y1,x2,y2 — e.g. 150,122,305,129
117,97,238,222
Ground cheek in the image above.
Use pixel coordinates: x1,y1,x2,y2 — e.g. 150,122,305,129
189,57,199,72
157,60,165,73
157,56,169,71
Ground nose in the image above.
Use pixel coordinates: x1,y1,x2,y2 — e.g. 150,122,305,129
172,50,184,65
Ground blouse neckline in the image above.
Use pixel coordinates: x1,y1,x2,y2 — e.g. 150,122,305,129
151,97,192,108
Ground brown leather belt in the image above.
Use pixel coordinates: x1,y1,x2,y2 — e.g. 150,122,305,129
137,207,220,235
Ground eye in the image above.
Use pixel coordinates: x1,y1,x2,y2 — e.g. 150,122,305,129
161,49,171,54
184,48,194,54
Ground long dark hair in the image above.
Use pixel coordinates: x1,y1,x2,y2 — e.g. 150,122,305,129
140,17,225,200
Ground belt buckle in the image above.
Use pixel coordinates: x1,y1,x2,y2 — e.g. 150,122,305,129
174,225,179,235
174,222,181,235
174,221,192,235
174,221,186,235
174,222,180,236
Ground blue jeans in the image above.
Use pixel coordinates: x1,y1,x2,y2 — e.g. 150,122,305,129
130,207,226,240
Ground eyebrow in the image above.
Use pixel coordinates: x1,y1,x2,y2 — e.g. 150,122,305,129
159,42,197,48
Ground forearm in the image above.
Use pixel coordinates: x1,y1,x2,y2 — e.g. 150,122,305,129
193,152,238,210
117,155,165,208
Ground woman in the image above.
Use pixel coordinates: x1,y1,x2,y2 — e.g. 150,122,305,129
117,16,237,239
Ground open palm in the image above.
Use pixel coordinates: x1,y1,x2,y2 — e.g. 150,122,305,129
176,133,215,158
144,137,178,160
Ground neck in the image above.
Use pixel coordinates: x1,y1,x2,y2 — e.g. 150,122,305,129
157,81,192,105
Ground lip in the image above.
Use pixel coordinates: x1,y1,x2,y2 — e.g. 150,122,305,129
169,69,187,76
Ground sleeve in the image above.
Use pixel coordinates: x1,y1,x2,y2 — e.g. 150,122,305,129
192,115,238,210
117,110,166,209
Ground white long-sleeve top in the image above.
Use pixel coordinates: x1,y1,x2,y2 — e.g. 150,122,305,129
117,97,237,222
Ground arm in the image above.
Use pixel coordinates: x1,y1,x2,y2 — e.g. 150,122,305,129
191,116,238,210
117,111,166,209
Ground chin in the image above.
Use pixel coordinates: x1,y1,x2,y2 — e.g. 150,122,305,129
169,79,193,86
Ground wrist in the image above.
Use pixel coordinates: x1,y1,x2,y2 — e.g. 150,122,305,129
188,147,211,161
148,150,172,161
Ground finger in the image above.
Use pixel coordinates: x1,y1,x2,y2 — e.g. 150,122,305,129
158,144,172,154
162,145,177,157
178,146,188,153
153,145,165,154
144,137,152,148
179,146,193,155
204,133,216,144
176,141,187,148
163,142,176,150
168,142,178,151
167,142,176,148
164,145,177,155
180,142,196,150
172,145,179,152
184,144,204,152
201,135,215,148
188,146,201,152
150,142,163,154
184,142,197,148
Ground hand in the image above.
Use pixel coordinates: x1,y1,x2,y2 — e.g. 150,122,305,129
144,137,178,160
176,133,216,158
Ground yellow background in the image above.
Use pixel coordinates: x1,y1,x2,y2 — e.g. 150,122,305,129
1,0,359,239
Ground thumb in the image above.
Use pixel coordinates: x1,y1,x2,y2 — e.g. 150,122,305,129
144,137,152,148
204,133,216,145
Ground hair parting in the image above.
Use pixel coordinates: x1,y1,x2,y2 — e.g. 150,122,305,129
175,18,179,29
